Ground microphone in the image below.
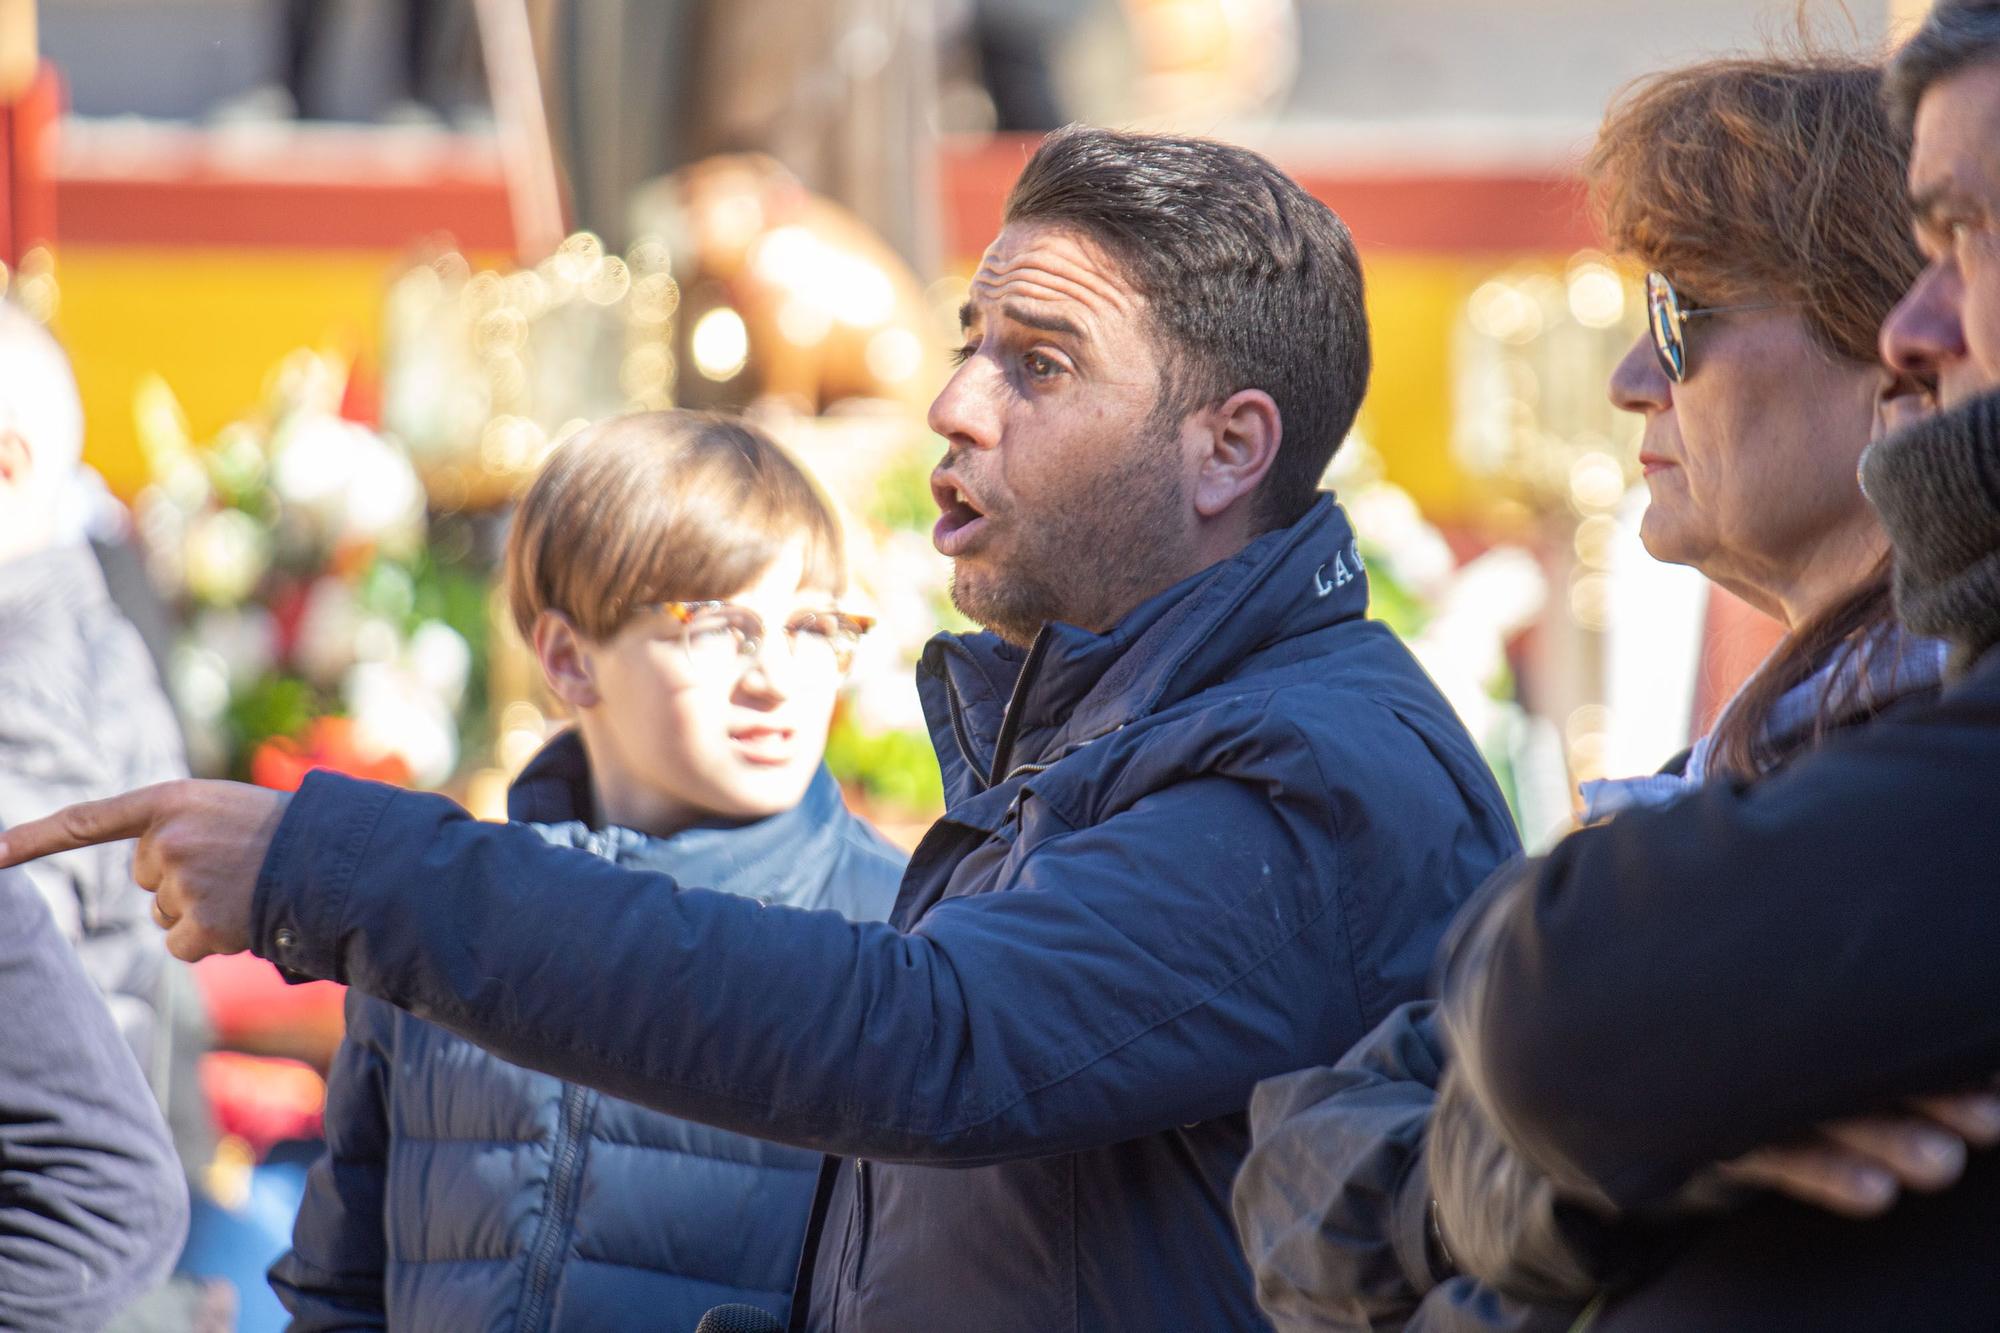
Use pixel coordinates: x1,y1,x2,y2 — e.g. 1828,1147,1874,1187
692,1305,784,1333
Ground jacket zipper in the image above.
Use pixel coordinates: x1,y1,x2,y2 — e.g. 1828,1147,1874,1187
848,1157,874,1292
515,1082,595,1333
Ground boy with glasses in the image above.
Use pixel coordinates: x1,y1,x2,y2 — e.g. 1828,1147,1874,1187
269,412,904,1332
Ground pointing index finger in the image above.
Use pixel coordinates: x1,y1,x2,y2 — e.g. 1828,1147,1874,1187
0,784,175,868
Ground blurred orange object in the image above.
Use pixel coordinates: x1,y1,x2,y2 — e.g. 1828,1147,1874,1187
200,1052,327,1158
249,716,411,792
633,155,943,416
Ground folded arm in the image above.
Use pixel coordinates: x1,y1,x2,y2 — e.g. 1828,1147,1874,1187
1441,688,2000,1209
1234,999,1599,1333
1234,1000,1453,1330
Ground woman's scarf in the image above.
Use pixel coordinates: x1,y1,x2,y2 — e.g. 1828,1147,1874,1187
1580,625,1948,823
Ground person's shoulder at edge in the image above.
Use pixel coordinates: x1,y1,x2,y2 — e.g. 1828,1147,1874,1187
0,865,187,1332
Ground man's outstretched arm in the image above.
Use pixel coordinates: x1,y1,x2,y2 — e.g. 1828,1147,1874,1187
1,758,1360,1165
1440,681,2000,1211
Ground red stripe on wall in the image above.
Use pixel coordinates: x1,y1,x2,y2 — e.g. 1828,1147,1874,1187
52,127,1595,260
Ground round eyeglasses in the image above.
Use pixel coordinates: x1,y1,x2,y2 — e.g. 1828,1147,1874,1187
659,600,874,682
1645,271,1783,384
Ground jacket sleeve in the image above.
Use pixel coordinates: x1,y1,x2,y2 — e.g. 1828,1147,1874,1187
248,760,1371,1165
0,867,188,1332
268,991,395,1330
1232,1002,1598,1333
1232,1000,1453,1331
1426,1064,1608,1307
1439,679,2000,1210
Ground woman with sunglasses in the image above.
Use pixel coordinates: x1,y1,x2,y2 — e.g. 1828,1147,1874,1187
271,413,906,1332
1233,54,1950,1333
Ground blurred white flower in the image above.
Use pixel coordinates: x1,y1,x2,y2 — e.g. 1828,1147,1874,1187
184,509,270,605
293,579,362,687
271,414,425,551
168,643,232,725
1346,483,1457,599
267,348,348,418
1438,548,1548,643
190,606,279,687
345,661,459,788
1409,548,1548,745
353,616,403,665
406,620,472,709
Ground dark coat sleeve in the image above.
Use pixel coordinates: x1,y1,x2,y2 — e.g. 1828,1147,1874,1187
1426,1063,1602,1311
1439,677,2000,1210
0,867,188,1332
1233,1001,1592,1333
1233,1000,1452,1330
268,990,395,1330
248,766,1360,1165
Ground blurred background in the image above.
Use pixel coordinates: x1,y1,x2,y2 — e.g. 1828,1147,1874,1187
0,0,1926,1325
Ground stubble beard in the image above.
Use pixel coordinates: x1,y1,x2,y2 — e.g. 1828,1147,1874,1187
949,432,1189,647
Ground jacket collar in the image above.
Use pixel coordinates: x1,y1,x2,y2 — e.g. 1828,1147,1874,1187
507,730,851,908
509,729,596,825
918,495,1372,799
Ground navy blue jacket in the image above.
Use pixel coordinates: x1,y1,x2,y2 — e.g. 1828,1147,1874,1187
269,755,904,1331
248,497,1521,1332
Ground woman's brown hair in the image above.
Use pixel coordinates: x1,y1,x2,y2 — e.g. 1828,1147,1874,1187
504,411,845,644
1588,55,1925,777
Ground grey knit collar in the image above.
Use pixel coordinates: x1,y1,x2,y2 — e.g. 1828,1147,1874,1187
1861,386,2000,677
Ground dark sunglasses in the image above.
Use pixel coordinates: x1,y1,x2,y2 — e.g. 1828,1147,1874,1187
1645,271,1784,384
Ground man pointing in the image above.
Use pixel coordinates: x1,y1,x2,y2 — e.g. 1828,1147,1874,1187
1,127,1519,1330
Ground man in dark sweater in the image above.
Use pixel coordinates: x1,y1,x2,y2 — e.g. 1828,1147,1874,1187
1428,7,2000,1326
0,865,187,1330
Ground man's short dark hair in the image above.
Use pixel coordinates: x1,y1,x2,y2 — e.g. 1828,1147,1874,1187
1003,125,1371,530
1886,0,2000,133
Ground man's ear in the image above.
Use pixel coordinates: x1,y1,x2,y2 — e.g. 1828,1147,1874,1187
1192,389,1282,520
532,611,602,710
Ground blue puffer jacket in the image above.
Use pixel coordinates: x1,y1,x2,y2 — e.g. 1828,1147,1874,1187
268,753,904,1332
250,496,1522,1332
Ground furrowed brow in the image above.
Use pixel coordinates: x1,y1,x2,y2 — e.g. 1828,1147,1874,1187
998,302,1086,340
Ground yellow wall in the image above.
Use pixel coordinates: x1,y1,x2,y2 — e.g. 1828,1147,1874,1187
1355,252,1586,526
1357,254,1475,522
61,246,402,499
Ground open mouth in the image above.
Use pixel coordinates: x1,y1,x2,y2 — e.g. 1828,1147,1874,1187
729,725,796,765
931,475,990,557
